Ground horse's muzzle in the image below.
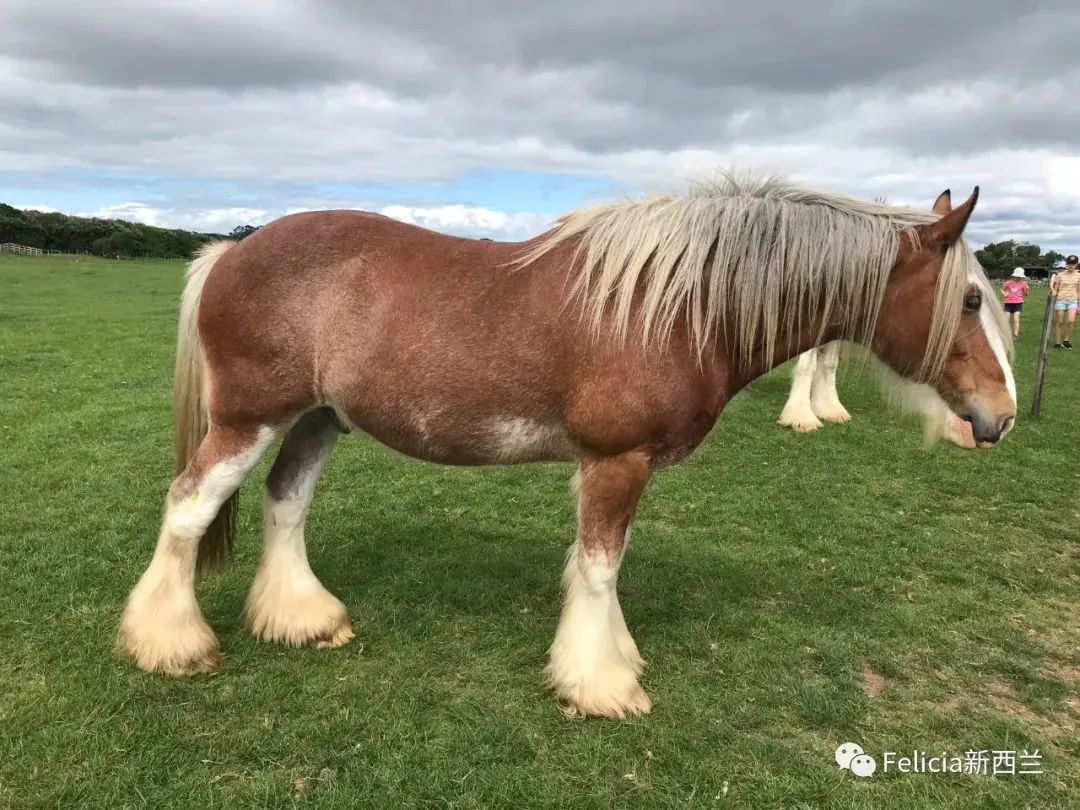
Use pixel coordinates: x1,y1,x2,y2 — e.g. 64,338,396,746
960,410,1015,448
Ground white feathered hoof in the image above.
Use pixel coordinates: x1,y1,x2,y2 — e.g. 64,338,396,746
245,569,354,649
812,401,852,423
615,634,647,677
545,642,652,718
547,665,652,719
117,583,223,676
778,394,824,432
778,408,823,433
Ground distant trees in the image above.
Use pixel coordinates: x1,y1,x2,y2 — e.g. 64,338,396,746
0,204,224,258
0,203,48,246
975,240,1064,279
229,224,260,241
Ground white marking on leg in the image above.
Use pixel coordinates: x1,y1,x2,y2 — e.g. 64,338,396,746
246,431,352,647
168,427,276,538
810,342,852,423
778,350,822,432
546,543,650,717
609,528,644,675
119,428,276,674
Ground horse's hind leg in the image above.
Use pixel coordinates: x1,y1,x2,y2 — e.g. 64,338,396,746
546,451,652,718
118,424,277,675
245,408,354,649
777,349,822,432
809,341,852,423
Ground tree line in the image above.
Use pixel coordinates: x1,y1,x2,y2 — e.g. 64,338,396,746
0,203,262,258
974,240,1066,279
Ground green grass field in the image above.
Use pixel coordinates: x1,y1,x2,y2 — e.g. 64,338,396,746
1,253,1077,808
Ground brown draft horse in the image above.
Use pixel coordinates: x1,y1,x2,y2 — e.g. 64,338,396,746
119,175,1016,718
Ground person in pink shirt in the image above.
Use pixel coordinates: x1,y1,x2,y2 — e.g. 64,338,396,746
1001,267,1030,339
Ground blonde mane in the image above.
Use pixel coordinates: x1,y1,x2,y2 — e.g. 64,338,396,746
520,173,1005,381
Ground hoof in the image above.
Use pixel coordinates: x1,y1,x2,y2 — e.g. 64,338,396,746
117,607,223,676
246,583,355,649
315,617,356,649
779,416,823,433
816,407,852,424
552,677,653,719
778,404,823,433
545,654,652,719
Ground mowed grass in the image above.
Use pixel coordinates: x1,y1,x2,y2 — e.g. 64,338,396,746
1,253,1077,808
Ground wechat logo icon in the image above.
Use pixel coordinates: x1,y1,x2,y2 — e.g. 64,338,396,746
836,742,877,777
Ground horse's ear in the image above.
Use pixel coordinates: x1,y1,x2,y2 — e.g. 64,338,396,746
932,189,952,214
922,186,978,250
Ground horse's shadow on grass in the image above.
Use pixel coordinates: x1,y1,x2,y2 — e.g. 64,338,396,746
210,506,891,654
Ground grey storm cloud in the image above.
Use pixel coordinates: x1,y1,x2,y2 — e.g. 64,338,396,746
11,1,1075,91
2,0,1079,246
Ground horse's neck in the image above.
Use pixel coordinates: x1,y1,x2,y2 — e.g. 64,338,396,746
725,320,844,392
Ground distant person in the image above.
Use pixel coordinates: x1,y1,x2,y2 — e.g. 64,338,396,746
1050,255,1080,349
1001,268,1030,339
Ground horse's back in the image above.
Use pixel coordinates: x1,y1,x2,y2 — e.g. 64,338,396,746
206,209,529,291
199,209,547,357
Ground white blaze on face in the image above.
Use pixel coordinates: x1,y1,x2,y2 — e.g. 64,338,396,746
972,271,1017,411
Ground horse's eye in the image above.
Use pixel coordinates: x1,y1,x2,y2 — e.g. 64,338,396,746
963,293,982,313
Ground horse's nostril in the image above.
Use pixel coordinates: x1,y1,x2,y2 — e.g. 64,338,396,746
965,411,1015,446
970,416,1000,445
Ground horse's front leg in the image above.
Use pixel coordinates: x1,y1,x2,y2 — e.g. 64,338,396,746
546,450,652,718
809,341,852,423
777,349,822,432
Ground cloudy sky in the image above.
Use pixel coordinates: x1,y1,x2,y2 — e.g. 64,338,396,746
3,0,1079,249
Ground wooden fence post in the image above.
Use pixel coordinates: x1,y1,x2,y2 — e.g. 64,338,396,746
1031,292,1056,419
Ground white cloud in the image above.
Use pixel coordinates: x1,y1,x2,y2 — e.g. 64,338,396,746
82,202,165,226
1046,157,1080,200
189,207,269,230
379,204,552,239
67,203,269,232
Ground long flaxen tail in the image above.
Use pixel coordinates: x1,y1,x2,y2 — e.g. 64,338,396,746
174,240,237,571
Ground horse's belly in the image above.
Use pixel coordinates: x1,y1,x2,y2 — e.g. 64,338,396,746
345,407,579,466
469,416,578,464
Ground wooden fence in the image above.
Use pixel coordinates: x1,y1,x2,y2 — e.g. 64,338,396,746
0,243,177,260
1,243,44,256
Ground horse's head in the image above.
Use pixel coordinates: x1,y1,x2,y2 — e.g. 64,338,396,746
873,188,1016,448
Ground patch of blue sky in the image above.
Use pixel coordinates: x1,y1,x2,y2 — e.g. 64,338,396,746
0,166,619,219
